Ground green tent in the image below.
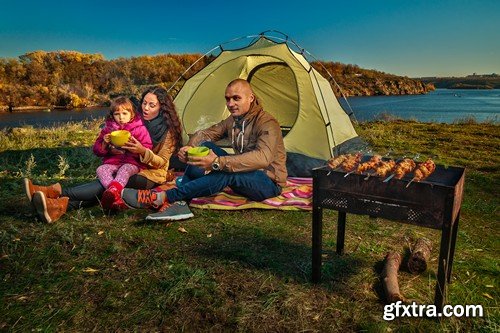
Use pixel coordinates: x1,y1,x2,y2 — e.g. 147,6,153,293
174,35,359,160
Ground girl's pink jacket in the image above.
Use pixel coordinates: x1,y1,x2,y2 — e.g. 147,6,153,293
92,116,153,169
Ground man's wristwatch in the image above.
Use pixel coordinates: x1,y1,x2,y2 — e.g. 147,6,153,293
211,157,221,171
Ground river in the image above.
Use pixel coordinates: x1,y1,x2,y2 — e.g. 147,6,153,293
0,89,498,129
0,107,109,129
342,89,499,123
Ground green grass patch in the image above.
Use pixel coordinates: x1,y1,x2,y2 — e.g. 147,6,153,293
0,119,498,331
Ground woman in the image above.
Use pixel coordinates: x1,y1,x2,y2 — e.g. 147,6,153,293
24,86,183,223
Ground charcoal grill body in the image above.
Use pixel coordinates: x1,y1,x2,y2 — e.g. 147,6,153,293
311,164,465,311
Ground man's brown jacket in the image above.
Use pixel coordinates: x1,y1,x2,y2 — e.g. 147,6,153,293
188,99,287,187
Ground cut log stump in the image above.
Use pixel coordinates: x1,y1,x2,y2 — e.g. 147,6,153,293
408,237,432,274
382,251,406,303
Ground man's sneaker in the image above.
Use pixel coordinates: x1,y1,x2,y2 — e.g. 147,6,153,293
121,188,163,209
146,201,194,221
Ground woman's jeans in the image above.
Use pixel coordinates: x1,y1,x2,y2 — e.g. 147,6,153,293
63,175,157,210
166,142,281,203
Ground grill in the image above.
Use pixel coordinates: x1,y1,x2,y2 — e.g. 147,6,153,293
311,160,465,310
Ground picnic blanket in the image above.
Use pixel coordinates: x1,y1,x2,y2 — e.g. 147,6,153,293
158,176,312,211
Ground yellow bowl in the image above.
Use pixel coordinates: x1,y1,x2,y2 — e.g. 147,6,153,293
110,130,131,147
187,146,210,157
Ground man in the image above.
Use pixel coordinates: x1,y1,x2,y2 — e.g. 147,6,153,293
122,79,287,221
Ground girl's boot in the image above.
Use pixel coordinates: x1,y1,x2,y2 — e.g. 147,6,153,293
101,181,124,211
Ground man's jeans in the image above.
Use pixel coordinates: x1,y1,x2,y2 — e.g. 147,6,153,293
166,142,281,203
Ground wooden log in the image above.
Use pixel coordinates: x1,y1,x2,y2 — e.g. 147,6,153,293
382,251,406,303
408,237,433,274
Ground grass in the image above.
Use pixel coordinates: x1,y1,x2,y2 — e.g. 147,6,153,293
1,119,499,332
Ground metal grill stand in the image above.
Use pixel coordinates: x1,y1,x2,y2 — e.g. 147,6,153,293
311,165,465,311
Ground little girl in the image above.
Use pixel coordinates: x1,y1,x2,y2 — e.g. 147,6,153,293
93,96,153,210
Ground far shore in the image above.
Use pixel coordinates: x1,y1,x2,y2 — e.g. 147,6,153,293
0,105,105,113
2,86,498,114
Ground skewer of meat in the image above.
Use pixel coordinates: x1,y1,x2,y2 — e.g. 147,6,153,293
343,154,381,177
414,159,436,181
406,159,436,187
364,158,395,180
327,154,348,170
358,155,382,172
356,155,382,176
340,153,363,172
386,158,416,181
383,156,404,182
373,159,396,177
362,150,395,180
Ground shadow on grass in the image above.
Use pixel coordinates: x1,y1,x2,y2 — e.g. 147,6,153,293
191,224,364,295
372,258,386,304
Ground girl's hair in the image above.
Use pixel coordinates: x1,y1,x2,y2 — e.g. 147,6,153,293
140,87,183,151
107,96,136,122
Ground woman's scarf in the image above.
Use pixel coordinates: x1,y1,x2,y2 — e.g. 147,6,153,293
143,113,168,146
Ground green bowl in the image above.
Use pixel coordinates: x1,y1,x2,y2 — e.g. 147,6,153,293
187,146,210,157
110,130,131,147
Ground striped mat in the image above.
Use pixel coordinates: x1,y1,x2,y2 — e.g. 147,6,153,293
159,176,312,211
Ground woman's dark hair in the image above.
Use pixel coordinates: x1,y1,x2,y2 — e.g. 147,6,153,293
140,86,183,151
107,96,137,122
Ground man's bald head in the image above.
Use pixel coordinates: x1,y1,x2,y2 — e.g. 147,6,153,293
225,79,255,117
227,79,254,93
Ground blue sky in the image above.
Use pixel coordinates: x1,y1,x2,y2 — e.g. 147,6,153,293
0,0,498,77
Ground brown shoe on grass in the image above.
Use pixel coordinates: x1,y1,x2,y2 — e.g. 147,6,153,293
24,178,62,201
32,191,69,223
